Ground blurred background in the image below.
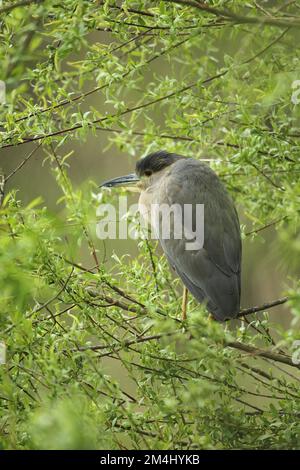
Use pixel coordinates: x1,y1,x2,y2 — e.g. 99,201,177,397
1,1,300,449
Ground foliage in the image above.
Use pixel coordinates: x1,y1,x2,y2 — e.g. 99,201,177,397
0,0,300,450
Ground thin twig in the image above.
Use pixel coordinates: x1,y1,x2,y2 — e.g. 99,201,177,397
28,268,74,316
245,217,287,236
4,142,42,183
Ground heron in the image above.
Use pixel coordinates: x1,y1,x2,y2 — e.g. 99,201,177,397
100,150,241,322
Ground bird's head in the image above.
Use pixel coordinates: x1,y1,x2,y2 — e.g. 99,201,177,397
100,150,186,191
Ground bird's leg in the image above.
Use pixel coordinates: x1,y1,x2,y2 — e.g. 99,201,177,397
181,286,188,321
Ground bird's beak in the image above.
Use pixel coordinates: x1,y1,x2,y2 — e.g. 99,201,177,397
100,173,140,188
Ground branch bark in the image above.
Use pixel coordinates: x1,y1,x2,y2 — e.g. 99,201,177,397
0,0,43,15
227,340,298,369
236,297,288,318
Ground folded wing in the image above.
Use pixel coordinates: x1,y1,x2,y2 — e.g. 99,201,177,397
156,159,241,321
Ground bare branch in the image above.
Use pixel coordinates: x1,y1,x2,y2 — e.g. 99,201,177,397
0,0,43,15
237,296,289,318
4,142,42,183
245,217,287,236
227,340,299,369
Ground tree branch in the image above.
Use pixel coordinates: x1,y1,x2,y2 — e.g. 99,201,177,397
163,0,300,28
227,340,299,369
0,71,226,148
71,308,299,370
4,142,42,183
245,217,287,236
237,297,288,318
0,0,43,15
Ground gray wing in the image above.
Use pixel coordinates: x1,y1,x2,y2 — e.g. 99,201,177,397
156,159,241,321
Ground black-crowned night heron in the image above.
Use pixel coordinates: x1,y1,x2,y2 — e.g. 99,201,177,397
101,151,241,322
